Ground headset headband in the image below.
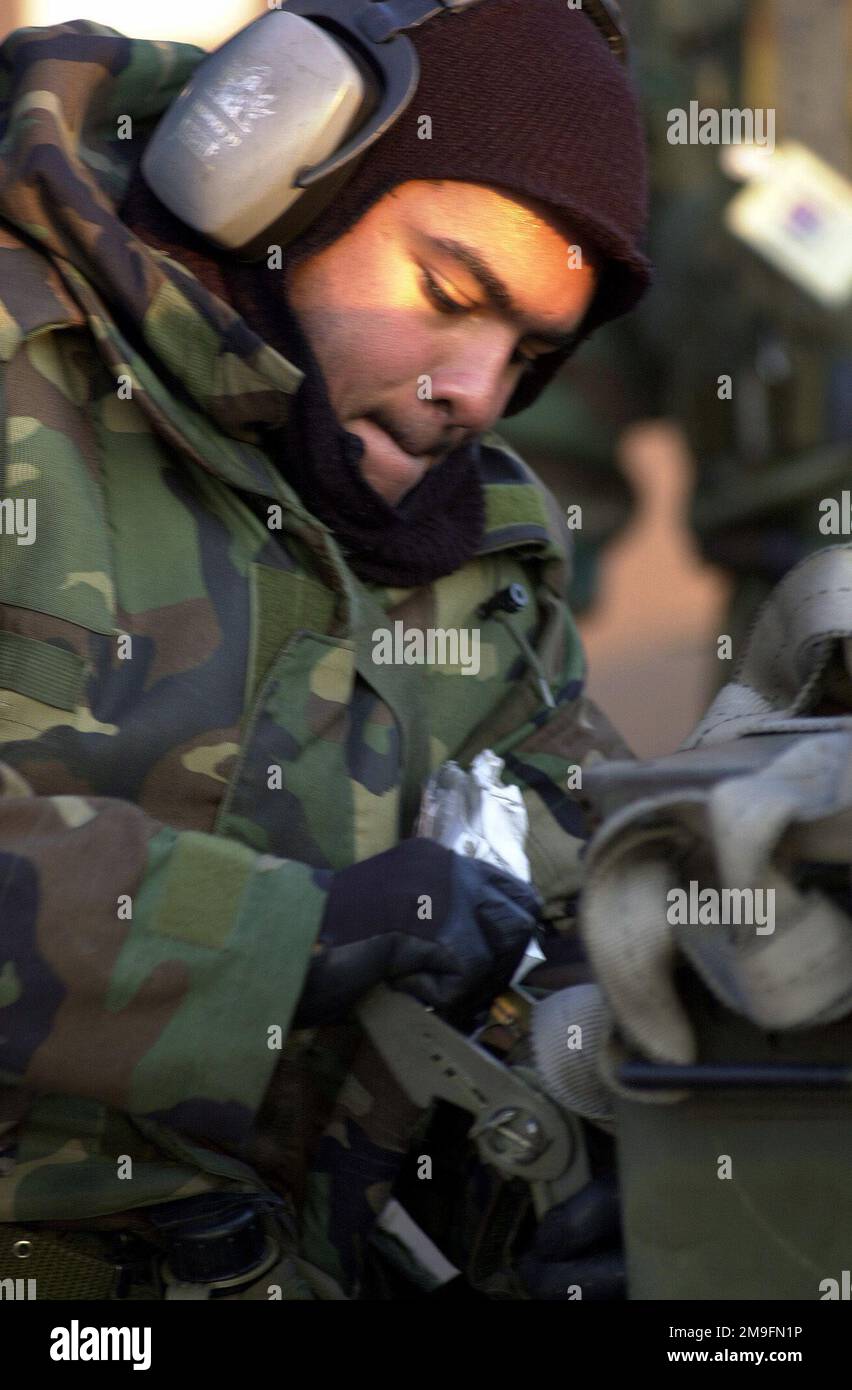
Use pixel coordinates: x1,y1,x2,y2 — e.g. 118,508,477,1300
358,1,627,63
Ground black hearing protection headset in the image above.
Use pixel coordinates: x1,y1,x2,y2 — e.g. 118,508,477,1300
141,0,628,260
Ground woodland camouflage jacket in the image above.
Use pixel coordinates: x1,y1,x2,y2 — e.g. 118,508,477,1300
0,20,630,1293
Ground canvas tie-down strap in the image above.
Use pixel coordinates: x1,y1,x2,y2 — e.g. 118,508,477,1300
683,543,852,748
535,548,852,1113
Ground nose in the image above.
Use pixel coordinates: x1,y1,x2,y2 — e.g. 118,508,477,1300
429,326,523,436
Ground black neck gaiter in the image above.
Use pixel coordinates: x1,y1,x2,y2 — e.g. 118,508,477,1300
257,291,487,587
120,167,485,588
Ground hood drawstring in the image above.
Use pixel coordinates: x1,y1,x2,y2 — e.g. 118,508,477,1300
478,585,557,711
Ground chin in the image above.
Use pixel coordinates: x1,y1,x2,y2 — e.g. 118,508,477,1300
360,461,427,507
348,416,433,505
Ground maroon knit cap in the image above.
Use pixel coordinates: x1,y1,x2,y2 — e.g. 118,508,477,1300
284,0,652,416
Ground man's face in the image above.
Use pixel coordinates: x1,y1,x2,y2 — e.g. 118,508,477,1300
286,180,597,505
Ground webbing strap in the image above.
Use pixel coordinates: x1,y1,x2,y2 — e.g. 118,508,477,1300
0,631,85,711
684,544,852,748
0,1224,120,1300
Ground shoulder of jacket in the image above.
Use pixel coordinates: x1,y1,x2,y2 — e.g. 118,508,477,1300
0,22,207,363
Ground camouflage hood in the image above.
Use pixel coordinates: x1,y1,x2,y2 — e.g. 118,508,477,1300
0,20,307,454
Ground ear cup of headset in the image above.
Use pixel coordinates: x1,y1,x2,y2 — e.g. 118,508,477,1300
234,29,381,262
140,10,383,257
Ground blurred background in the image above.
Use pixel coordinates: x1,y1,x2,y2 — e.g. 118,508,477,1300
2,0,850,755
2,0,257,49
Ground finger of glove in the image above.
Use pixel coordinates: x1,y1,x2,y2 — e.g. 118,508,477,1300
467,874,540,956
293,934,397,1028
383,932,461,987
403,875,531,987
392,967,468,1013
457,857,542,918
531,1179,622,1260
392,937,525,1015
296,931,464,1024
391,932,518,1013
517,1250,626,1301
484,869,543,918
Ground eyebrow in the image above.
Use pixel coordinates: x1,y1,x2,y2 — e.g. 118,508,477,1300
418,233,584,349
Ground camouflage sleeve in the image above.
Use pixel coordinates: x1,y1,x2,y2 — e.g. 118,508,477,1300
0,761,325,1153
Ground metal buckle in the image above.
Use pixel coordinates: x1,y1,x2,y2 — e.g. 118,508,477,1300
357,984,591,1218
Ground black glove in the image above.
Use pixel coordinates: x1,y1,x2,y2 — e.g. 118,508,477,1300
294,839,540,1027
517,1175,625,1301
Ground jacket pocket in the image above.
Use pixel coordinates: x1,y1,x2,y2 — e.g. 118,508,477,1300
0,630,85,712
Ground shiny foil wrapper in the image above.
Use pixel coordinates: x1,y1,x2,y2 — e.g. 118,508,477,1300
417,750,543,983
416,750,530,879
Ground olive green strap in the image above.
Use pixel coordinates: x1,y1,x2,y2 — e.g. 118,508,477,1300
0,631,85,711
1,1224,120,1300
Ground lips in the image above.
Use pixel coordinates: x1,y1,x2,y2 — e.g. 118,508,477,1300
368,416,433,459
348,417,432,489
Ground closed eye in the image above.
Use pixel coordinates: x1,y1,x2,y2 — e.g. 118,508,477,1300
419,268,544,375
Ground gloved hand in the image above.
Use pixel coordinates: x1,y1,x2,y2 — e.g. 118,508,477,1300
293,839,540,1028
517,1176,625,1301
